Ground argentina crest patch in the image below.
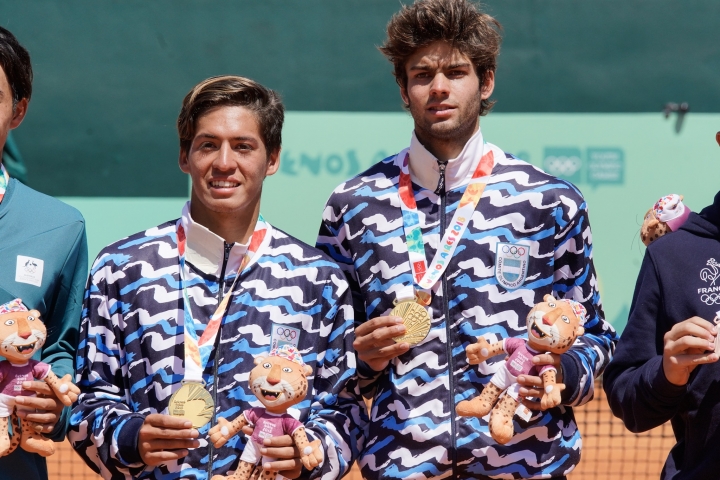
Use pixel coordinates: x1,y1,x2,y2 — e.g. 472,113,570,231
495,243,529,290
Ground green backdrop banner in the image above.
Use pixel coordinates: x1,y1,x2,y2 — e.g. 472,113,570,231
61,112,720,332
4,1,719,197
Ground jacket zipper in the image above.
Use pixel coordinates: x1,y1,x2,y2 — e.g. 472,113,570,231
208,242,232,477
437,165,457,477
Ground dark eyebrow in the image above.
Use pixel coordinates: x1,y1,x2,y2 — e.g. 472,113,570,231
408,62,471,72
194,133,259,143
447,63,472,70
195,133,218,140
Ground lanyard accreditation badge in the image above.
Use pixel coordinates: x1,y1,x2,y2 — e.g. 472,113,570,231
392,147,495,346
168,214,270,427
0,163,9,205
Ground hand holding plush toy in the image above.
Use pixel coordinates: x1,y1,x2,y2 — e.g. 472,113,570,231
456,294,586,444
641,194,690,246
0,299,80,457
208,345,323,480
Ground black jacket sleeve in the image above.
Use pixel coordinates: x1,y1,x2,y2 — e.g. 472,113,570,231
603,251,687,432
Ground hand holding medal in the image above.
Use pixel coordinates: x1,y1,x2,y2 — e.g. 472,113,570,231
353,316,412,372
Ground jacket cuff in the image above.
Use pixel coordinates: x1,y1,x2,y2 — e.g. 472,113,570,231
115,416,145,466
646,355,687,399
356,360,385,400
356,359,384,380
559,353,580,404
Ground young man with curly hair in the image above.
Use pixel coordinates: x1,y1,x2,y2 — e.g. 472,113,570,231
316,0,617,478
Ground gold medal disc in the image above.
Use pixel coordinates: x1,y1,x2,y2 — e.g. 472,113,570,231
391,300,431,346
168,382,215,428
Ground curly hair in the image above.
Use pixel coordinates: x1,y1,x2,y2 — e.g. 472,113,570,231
177,75,284,155
379,0,502,115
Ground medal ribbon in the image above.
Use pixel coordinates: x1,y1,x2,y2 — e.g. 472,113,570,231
398,147,495,301
0,163,9,204
176,214,269,383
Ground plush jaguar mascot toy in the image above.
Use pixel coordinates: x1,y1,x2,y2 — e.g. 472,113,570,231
456,294,586,444
640,194,690,246
0,299,79,457
209,344,323,480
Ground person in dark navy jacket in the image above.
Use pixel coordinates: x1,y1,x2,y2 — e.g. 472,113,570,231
604,136,720,480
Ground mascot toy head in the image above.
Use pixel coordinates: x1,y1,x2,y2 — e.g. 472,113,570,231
0,299,46,364
641,194,690,246
249,345,312,414
526,294,586,354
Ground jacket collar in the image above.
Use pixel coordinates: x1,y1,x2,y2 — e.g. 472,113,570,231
0,162,9,205
180,202,248,277
407,126,486,192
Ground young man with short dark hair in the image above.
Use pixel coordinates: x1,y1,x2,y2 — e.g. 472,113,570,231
70,76,363,480
0,25,88,480
317,0,617,478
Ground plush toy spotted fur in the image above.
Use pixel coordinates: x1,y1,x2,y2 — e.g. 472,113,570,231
208,345,323,480
0,299,79,457
456,294,586,444
641,194,690,246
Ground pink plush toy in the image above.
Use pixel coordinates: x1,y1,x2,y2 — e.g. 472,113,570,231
208,345,323,480
0,299,80,457
456,294,587,444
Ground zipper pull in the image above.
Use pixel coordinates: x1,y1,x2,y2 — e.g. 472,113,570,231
222,243,232,294
434,160,448,195
223,243,232,263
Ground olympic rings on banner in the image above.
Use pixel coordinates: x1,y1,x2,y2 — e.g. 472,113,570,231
501,244,526,259
276,327,298,339
701,293,720,305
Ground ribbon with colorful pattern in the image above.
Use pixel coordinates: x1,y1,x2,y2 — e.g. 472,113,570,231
0,163,9,205
397,147,495,303
176,214,270,383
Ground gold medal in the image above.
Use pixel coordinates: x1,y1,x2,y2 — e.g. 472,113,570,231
391,300,431,346
168,382,215,428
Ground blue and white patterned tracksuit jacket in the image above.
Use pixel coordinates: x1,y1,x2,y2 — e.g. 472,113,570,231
316,146,618,479
69,219,365,480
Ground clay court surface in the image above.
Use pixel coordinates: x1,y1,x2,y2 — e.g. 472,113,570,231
47,380,674,479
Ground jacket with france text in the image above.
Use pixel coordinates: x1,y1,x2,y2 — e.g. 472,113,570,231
604,191,720,480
